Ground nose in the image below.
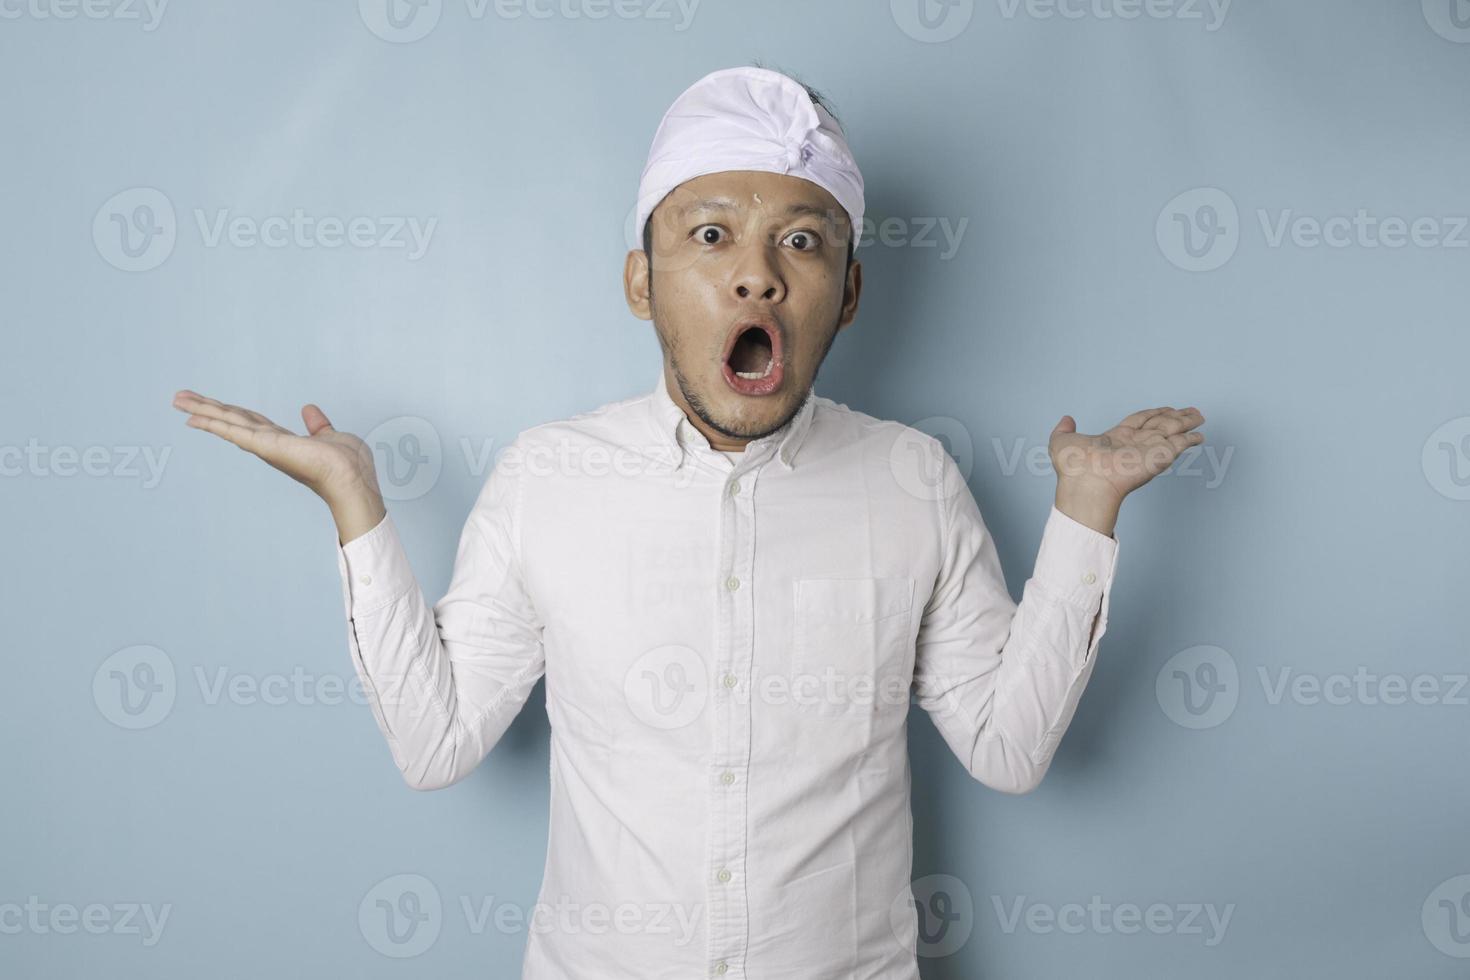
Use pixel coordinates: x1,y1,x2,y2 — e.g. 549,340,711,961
730,244,785,304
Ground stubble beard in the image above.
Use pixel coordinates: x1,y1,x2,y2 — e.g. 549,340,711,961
650,292,839,443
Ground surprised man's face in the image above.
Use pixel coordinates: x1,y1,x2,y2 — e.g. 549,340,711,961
624,169,863,448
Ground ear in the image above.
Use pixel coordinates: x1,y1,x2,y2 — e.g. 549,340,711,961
834,259,862,333
624,248,652,320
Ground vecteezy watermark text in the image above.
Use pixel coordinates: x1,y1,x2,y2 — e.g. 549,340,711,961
93,188,438,272
1157,187,1468,272
359,0,701,43
0,897,171,946
991,894,1234,946
0,0,167,29
1,439,170,488
358,873,702,958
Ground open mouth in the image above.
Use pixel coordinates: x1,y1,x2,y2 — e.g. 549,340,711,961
721,320,784,395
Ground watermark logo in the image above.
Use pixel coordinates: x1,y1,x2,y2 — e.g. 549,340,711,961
93,645,177,730
994,436,1232,488
365,415,443,501
359,873,442,957
0,898,172,945
891,874,975,957
857,215,969,259
1257,209,1468,250
1160,188,1469,271
992,894,1234,945
93,189,438,270
362,0,699,41
1156,187,1239,272
0,440,171,487
1259,666,1467,708
996,0,1230,30
1423,0,1470,42
623,645,707,729
93,187,176,272
1160,645,1467,728
1422,416,1470,500
0,0,168,29
360,0,442,41
1156,644,1237,729
94,645,404,727
891,0,975,42
1424,875,1470,957
890,418,973,502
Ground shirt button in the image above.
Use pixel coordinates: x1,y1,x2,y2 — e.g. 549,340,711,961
725,576,740,591
723,673,738,689
714,963,728,975
1082,571,1097,585
720,770,735,785
716,868,731,883
358,575,372,586
727,480,740,497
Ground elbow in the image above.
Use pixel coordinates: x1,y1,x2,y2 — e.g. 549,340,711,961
403,771,452,792
967,732,1055,795
975,764,1047,796
398,749,474,792
402,765,471,792
393,710,486,791
999,771,1047,795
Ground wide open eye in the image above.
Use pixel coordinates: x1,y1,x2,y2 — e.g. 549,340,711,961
782,229,822,251
691,224,728,246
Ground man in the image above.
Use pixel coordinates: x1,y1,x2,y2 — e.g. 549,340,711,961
171,65,1204,979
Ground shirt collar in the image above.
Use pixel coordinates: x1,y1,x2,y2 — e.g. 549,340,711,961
647,367,816,472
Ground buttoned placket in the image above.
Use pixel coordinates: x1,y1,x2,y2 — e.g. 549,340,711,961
686,427,776,980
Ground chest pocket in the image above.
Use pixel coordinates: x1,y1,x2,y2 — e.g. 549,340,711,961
791,577,915,721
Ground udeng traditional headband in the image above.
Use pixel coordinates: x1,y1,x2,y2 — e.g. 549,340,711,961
634,66,866,251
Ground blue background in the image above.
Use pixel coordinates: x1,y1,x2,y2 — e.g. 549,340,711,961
3,0,1468,976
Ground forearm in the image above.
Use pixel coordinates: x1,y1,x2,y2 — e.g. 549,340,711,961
336,506,547,791
917,505,1119,794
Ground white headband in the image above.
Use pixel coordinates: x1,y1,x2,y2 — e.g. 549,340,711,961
635,66,865,253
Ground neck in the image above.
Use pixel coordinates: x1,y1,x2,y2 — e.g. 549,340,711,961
662,366,758,453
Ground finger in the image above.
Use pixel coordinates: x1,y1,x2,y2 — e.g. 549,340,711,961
1141,408,1205,436
1118,406,1175,428
173,389,227,412
219,402,278,427
1166,431,1205,454
302,404,335,436
175,394,264,430
1051,414,1077,436
184,413,266,454
173,390,264,422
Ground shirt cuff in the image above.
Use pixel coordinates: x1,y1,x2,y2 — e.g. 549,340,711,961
1030,504,1120,611
335,511,417,617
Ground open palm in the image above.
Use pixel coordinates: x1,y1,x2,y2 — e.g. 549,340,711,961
1049,405,1206,503
171,389,378,503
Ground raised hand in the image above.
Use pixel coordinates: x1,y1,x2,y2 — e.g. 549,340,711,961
1047,406,1206,536
171,390,387,543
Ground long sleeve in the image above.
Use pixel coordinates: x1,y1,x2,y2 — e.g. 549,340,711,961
913,446,1120,795
334,445,547,791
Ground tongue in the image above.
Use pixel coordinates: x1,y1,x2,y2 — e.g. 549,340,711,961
730,329,772,373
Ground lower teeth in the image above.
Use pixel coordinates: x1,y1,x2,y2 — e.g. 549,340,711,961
735,362,773,380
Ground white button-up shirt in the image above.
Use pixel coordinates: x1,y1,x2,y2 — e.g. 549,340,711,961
335,370,1120,979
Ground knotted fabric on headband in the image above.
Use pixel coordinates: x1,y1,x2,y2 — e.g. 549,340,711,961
635,66,865,252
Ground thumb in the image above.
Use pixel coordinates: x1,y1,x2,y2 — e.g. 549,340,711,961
302,403,335,436
1052,414,1077,436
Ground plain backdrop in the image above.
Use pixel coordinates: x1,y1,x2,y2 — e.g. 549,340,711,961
3,1,1469,976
